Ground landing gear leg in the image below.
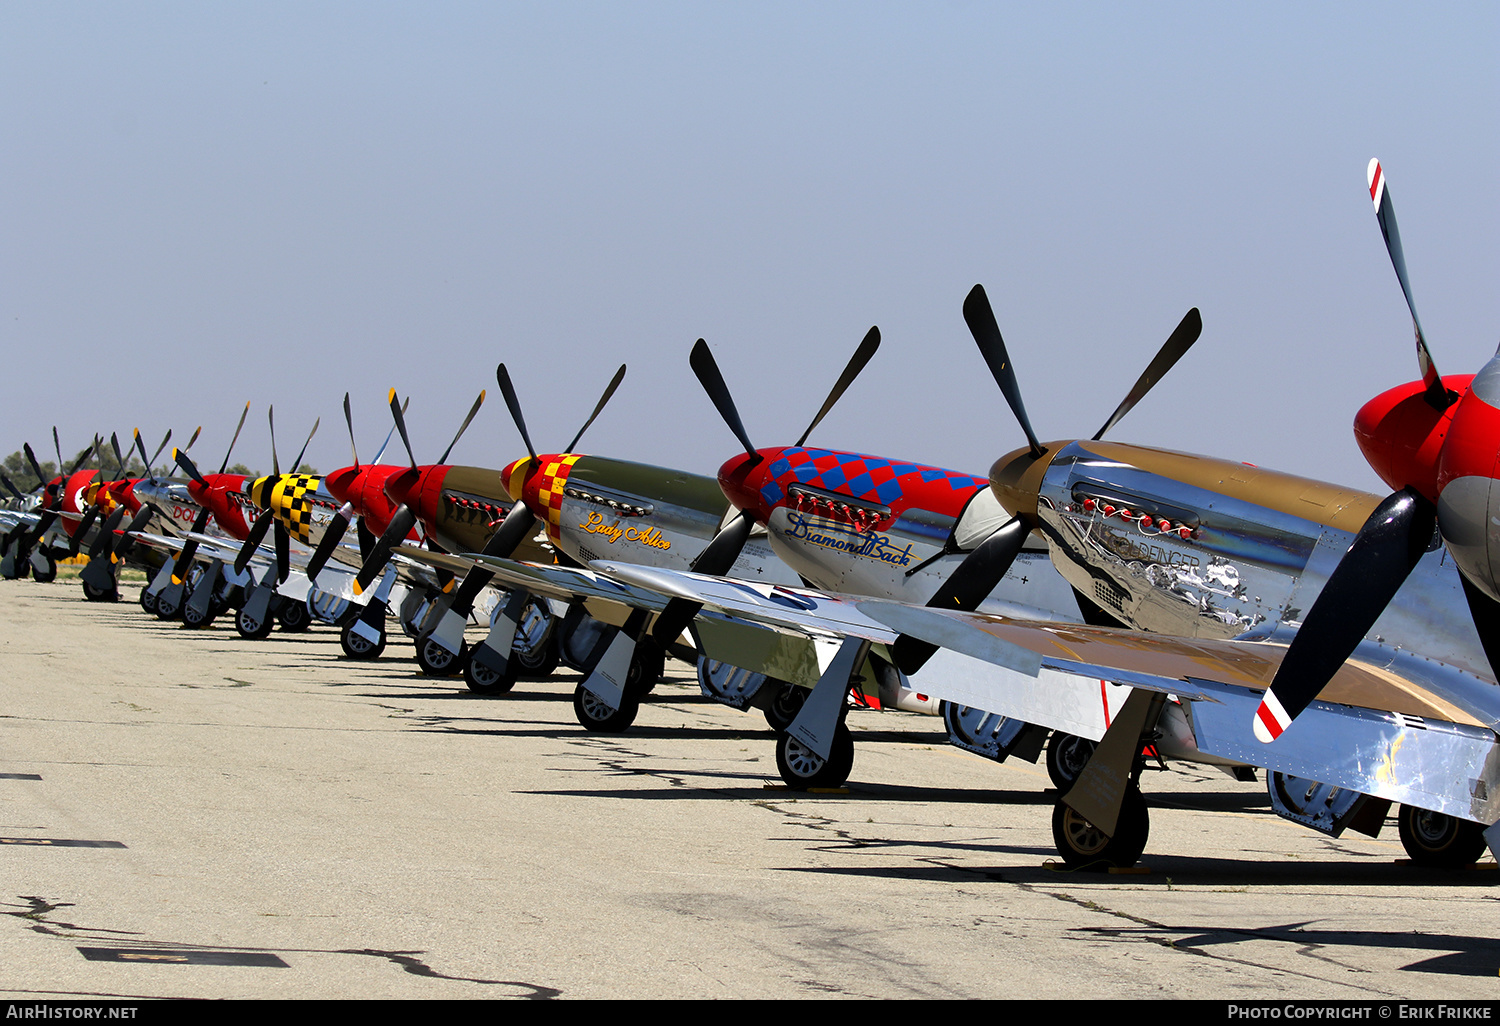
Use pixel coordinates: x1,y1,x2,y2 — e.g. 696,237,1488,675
1049,689,1163,871
773,637,866,790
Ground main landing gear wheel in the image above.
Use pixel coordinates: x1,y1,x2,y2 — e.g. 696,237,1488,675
139,588,159,616
510,600,560,678
1046,732,1097,791
762,680,806,732
1051,785,1150,871
416,636,467,677
775,723,855,790
340,621,386,660
236,605,275,640
465,653,519,695
278,601,312,633
155,590,181,621
32,554,57,584
1396,805,1488,868
572,684,640,732
181,600,216,629
82,580,118,603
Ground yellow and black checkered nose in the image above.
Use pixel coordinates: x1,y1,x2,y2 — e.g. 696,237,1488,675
251,474,322,545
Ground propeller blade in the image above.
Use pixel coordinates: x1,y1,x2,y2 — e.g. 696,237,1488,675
53,428,63,475
794,326,881,447
963,284,1043,458
889,518,1031,673
369,399,408,466
353,505,417,595
287,417,320,476
110,433,127,478
184,424,202,453
343,393,359,471
234,508,275,576
274,519,290,584
1093,309,1203,441
269,406,280,477
446,502,541,614
1254,487,1435,743
563,364,627,452
0,473,24,502
689,339,758,460
495,365,538,462
1368,159,1449,409
435,390,486,466
172,506,213,584
388,389,419,468
218,402,251,475
22,444,47,491
651,509,756,645
305,503,353,583
89,507,126,560
67,440,95,475
114,507,154,558
173,447,209,488
70,507,100,556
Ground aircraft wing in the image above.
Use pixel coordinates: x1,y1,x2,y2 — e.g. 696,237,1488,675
588,560,1500,827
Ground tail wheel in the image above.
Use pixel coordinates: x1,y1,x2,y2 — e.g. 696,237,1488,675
278,601,312,633
1051,786,1150,871
1045,732,1097,791
763,680,806,732
1397,805,1488,868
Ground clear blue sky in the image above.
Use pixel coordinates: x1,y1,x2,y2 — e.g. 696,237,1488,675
3,3,1496,492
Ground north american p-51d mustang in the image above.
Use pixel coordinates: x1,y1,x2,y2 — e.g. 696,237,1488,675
539,162,1500,871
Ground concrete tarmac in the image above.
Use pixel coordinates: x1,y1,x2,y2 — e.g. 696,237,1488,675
1,578,1496,1000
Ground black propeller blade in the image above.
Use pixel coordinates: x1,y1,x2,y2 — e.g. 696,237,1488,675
652,331,882,646
688,340,758,460
1093,309,1203,441
234,509,275,576
1368,159,1451,410
963,284,1042,458
888,517,1031,674
1255,488,1435,743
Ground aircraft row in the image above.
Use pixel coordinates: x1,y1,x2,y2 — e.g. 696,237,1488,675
4,158,1497,875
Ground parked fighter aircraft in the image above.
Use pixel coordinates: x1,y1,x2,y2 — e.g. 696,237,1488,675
534,164,1500,872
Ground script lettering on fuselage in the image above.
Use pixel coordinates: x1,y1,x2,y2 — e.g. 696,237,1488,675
784,511,914,567
578,511,671,550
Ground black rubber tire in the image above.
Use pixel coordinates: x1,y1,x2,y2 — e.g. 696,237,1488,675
236,604,275,640
32,554,57,584
627,640,664,697
513,631,560,678
415,636,467,678
573,684,640,732
340,620,386,660
155,589,181,621
775,723,855,790
278,600,312,633
763,680,806,732
1397,805,1488,868
181,599,215,629
1046,732,1097,791
465,651,519,695
1051,785,1150,871
82,580,118,603
139,587,159,616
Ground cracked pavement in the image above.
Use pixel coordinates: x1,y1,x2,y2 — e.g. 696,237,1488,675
1,579,1496,999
